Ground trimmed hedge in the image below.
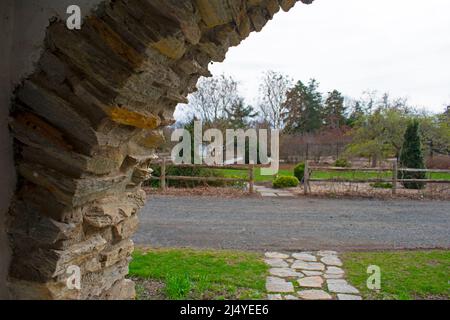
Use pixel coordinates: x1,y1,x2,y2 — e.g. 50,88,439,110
370,182,393,189
335,158,350,168
293,162,305,182
273,176,299,189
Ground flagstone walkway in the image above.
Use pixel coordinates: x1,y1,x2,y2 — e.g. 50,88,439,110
255,185,296,198
264,251,362,300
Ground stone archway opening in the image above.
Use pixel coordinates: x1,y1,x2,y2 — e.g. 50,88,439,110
5,0,314,299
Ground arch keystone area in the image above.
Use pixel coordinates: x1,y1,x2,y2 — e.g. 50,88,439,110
5,0,314,299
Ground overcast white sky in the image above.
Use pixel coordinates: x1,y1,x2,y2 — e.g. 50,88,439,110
177,0,450,119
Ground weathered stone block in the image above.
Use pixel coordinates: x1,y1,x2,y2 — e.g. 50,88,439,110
8,0,312,301
99,279,135,300
10,235,107,282
113,215,139,241
248,7,269,32
100,239,134,268
16,80,98,151
196,0,244,28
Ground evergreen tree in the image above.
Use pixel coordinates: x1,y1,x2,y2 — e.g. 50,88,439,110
346,100,364,127
225,99,258,129
283,79,323,134
399,120,426,189
323,90,346,129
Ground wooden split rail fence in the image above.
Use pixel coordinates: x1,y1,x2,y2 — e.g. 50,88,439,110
303,161,450,195
150,158,258,193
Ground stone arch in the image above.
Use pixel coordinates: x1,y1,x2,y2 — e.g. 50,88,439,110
7,0,313,299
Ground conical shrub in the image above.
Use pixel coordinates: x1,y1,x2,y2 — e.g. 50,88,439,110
399,120,426,189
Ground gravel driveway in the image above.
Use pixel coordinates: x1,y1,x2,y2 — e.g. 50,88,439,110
134,195,450,251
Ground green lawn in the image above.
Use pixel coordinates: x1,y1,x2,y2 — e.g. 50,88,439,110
130,248,268,300
129,248,449,300
342,250,450,300
221,168,450,183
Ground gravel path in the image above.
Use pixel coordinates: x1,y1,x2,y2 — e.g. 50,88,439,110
134,196,450,251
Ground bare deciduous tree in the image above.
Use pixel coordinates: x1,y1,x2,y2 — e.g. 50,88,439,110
257,70,293,129
185,74,241,124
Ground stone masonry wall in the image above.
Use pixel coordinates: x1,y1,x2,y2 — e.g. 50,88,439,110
7,0,313,299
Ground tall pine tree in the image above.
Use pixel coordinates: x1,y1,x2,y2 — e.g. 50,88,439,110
283,79,323,134
323,90,346,129
225,99,258,129
399,120,426,189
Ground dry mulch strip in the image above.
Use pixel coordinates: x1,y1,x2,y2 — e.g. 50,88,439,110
143,186,258,198
131,277,167,300
292,182,450,201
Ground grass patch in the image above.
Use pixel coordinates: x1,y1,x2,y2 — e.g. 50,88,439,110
130,248,267,300
220,168,450,183
342,250,450,300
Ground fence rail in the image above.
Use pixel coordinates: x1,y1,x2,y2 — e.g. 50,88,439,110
150,158,257,193
304,161,450,195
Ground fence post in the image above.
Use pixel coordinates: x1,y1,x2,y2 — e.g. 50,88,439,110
248,164,254,194
392,160,398,195
304,160,309,195
160,158,166,191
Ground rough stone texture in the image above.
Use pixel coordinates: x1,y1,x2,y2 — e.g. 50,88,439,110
266,276,295,293
321,255,342,267
303,271,323,276
265,252,290,259
324,273,344,279
292,252,317,261
263,250,363,300
265,258,289,268
269,268,303,278
292,261,325,271
327,279,359,294
298,289,332,300
326,266,345,275
298,276,324,288
6,0,314,300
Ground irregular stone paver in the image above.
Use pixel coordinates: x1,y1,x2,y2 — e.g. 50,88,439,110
263,250,363,300
337,294,363,300
292,261,325,271
265,258,289,268
266,277,295,293
270,268,303,278
298,289,332,300
321,255,343,267
326,266,345,275
260,192,277,197
298,276,324,288
265,252,290,259
303,271,323,276
256,185,295,198
292,252,317,262
327,279,359,294
317,250,338,256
